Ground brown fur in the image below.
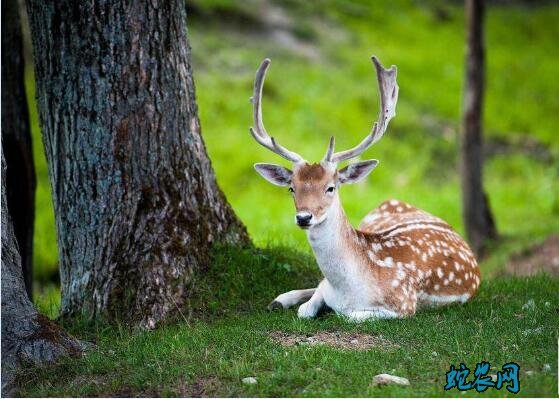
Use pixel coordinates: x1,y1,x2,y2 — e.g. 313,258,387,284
290,163,336,216
286,162,479,318
354,199,480,315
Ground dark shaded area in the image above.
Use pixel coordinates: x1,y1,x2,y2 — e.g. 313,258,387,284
1,0,36,300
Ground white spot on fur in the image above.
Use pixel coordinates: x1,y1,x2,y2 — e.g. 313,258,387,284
363,214,380,224
392,279,400,288
384,257,394,268
397,268,406,280
437,267,444,278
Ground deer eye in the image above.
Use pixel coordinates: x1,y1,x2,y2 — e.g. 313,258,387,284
326,186,335,193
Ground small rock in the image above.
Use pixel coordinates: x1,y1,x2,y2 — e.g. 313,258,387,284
431,351,438,357
543,364,551,372
490,374,498,381
525,370,535,376
350,339,359,344
242,377,257,385
372,373,410,386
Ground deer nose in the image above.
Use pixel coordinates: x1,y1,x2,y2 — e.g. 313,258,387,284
296,212,313,226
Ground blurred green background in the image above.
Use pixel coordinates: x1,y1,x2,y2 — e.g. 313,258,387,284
27,0,559,298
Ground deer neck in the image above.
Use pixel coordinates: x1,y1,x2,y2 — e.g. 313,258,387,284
306,196,359,283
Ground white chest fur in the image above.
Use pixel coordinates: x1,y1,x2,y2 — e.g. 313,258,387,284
306,207,383,314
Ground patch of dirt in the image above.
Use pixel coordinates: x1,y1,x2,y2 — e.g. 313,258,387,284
175,375,221,398
71,374,108,387
112,386,160,398
269,331,399,350
504,235,559,276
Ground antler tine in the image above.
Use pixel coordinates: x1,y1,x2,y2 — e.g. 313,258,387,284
250,59,303,163
330,56,399,164
322,136,335,162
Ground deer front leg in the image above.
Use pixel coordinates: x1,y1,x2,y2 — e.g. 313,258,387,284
297,286,325,319
345,307,400,322
268,288,316,310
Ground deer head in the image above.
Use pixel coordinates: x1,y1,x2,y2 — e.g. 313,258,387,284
250,57,399,229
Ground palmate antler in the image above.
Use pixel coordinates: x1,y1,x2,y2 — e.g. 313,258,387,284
323,56,399,163
249,56,398,164
249,59,303,163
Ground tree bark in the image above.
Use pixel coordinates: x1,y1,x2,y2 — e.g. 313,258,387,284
1,154,82,396
25,1,249,328
2,0,36,299
460,0,497,256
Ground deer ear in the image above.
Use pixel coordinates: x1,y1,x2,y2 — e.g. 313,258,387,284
338,160,379,184
254,163,293,187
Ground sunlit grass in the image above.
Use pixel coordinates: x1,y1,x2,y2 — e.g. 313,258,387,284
20,1,559,396
20,246,559,397
28,2,559,284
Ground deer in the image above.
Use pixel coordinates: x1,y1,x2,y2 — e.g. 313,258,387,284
249,56,480,322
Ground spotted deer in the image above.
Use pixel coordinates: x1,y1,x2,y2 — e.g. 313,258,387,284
249,57,480,322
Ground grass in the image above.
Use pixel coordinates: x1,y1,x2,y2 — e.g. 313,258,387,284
22,246,559,397
22,0,559,396
29,1,559,283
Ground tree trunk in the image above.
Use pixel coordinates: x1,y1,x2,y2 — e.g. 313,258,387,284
1,154,82,396
25,1,249,328
460,0,497,256
2,0,36,299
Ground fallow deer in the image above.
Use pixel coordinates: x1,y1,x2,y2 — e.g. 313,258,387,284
249,57,480,321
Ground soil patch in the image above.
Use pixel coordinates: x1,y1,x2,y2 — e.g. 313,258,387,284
269,331,399,350
505,235,559,276
175,375,221,397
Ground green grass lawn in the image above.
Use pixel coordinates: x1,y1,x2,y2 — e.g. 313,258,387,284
29,0,559,284
22,246,559,397
23,0,559,396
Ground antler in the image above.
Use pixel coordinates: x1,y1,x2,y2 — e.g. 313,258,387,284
324,56,399,163
250,59,303,163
